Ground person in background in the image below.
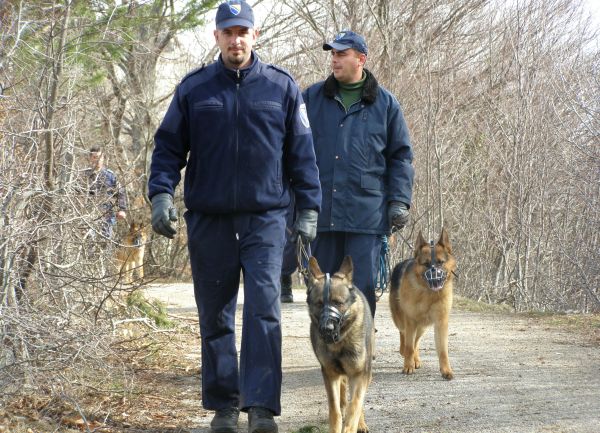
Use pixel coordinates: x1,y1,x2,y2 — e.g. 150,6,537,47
85,146,127,239
302,30,414,318
147,1,321,432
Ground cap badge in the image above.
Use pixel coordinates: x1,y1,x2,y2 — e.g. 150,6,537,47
229,3,241,15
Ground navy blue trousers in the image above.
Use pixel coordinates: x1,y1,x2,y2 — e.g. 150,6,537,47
311,232,382,317
185,208,286,415
281,197,297,277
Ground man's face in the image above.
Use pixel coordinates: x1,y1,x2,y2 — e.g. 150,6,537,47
89,151,104,170
330,48,366,84
214,25,258,69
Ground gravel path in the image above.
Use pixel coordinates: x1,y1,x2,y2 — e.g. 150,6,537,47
144,283,600,433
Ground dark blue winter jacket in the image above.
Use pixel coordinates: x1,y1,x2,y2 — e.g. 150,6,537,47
302,70,414,234
148,53,321,214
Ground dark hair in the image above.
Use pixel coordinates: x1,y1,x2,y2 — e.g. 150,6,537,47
89,147,102,154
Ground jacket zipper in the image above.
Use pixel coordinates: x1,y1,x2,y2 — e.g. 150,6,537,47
234,69,240,210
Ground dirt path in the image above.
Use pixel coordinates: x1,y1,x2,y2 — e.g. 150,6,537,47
144,283,600,433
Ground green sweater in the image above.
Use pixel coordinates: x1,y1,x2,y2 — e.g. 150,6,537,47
338,71,366,111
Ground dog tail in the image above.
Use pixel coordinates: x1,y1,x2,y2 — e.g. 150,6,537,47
390,259,413,292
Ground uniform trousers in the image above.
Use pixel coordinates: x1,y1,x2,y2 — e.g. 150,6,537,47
185,208,286,415
311,232,382,317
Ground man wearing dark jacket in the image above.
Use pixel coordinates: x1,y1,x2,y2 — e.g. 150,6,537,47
303,30,414,317
85,147,127,239
148,2,321,432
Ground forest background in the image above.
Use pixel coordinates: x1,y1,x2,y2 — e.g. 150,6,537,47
0,0,598,423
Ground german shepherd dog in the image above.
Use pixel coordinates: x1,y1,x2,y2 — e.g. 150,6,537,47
116,221,147,284
306,256,374,433
389,228,457,380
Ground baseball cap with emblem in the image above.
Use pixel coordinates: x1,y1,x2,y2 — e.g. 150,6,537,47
216,0,254,30
323,30,368,55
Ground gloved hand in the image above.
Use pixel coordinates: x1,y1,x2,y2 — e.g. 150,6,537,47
292,209,318,244
388,201,409,232
151,193,178,239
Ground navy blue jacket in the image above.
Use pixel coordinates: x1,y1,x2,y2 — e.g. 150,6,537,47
149,53,321,214
302,70,414,234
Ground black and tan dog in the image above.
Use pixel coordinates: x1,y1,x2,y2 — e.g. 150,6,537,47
116,221,147,284
389,228,457,380
306,256,374,433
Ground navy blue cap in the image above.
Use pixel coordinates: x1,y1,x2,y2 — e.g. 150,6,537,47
323,30,368,55
216,0,254,29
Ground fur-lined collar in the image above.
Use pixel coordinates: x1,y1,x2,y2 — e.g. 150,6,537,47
323,68,379,104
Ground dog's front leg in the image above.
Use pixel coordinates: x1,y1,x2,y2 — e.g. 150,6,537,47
434,317,453,380
402,322,418,374
343,374,369,433
322,370,343,433
136,259,144,281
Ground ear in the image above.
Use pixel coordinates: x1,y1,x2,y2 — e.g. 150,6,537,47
438,227,452,254
337,255,354,283
358,53,367,67
308,256,324,280
415,231,427,257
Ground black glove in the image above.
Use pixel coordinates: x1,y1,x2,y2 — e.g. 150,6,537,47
151,193,178,239
388,201,409,232
291,209,318,244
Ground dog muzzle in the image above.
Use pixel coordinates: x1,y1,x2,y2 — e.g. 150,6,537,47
424,240,447,291
319,305,345,344
424,266,447,291
318,274,346,344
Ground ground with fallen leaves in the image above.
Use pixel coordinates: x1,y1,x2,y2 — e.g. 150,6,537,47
1,283,600,433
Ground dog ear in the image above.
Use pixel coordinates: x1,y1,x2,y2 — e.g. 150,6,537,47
337,255,354,283
438,228,452,254
415,231,427,257
308,256,324,280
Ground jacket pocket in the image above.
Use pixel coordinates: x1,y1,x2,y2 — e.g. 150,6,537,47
361,174,384,192
193,99,224,111
252,100,282,111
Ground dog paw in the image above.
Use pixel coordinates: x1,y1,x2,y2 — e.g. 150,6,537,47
441,369,454,380
357,425,369,433
414,358,422,369
403,363,416,375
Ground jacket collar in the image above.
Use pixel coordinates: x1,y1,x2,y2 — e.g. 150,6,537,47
323,68,378,104
218,51,259,81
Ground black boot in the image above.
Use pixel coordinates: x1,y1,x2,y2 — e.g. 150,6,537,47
210,407,239,433
280,274,293,303
248,407,278,433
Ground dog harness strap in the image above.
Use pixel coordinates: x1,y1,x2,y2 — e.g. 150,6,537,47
319,273,346,344
430,240,435,266
424,239,447,291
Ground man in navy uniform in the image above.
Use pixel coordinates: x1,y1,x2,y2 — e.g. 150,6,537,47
85,147,127,239
148,1,321,432
303,30,414,318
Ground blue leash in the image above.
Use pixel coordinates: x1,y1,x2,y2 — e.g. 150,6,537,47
375,235,391,300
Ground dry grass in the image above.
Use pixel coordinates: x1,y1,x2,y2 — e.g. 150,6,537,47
0,317,206,433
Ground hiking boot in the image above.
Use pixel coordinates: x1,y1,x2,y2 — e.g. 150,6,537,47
280,274,294,303
248,406,278,433
210,407,240,433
